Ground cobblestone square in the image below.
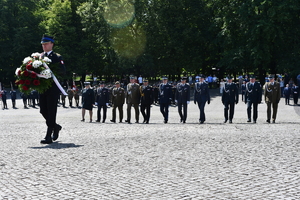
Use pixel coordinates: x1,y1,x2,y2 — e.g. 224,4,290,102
0,91,299,199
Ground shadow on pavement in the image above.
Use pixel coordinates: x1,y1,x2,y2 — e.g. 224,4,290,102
29,142,84,149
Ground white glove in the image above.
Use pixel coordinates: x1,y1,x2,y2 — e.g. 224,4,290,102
95,102,98,106
187,101,190,104
175,100,177,103
106,103,109,106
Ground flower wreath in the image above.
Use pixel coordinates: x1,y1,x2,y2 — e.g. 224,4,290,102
15,53,53,94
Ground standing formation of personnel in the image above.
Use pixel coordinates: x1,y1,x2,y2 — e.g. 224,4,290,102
221,76,238,123
175,77,190,123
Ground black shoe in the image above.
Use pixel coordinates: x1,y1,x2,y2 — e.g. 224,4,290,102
102,120,105,123
224,119,228,123
81,119,85,122
266,119,270,123
52,124,62,141
119,121,122,123
253,121,256,123
164,120,167,124
40,139,53,144
96,120,100,122
146,121,149,124
180,119,183,123
135,121,139,123
143,120,146,123
272,120,275,123
200,121,204,124
229,120,232,123
183,121,186,123
126,120,131,124
110,120,116,123
247,119,251,122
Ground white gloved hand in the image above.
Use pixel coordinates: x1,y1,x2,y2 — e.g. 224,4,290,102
175,100,177,103
187,101,190,104
106,103,109,106
95,102,98,106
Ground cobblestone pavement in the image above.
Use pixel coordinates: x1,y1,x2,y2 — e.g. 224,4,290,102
0,91,300,199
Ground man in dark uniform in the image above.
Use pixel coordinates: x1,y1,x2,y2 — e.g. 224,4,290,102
194,75,210,124
39,34,66,144
10,88,17,109
175,77,190,123
140,79,153,124
264,75,281,123
245,75,262,123
159,76,172,123
291,83,299,105
20,92,28,109
111,81,125,123
96,82,110,123
1,88,7,109
125,76,140,123
222,76,239,123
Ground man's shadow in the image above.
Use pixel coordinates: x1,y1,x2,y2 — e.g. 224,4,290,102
29,142,84,149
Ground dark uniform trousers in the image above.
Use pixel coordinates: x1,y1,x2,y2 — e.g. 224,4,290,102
112,105,123,122
160,103,169,121
178,103,188,122
97,105,107,122
197,101,206,122
224,102,235,121
127,103,139,122
141,103,151,122
39,83,60,138
247,101,258,121
267,102,278,121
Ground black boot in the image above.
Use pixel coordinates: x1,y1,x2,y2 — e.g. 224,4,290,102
52,124,62,141
41,127,53,144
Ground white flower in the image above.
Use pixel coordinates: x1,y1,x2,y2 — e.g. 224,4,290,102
31,52,41,58
23,57,32,64
32,60,42,68
43,57,52,63
40,69,52,79
15,68,21,76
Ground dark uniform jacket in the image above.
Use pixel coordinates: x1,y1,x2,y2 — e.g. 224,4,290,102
245,82,262,103
194,82,210,103
140,85,153,105
10,90,17,100
112,87,125,106
126,83,140,104
222,83,239,104
264,82,281,103
96,87,110,105
81,88,95,110
175,83,190,103
159,83,172,104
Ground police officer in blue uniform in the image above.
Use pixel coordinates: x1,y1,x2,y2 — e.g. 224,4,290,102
140,79,153,124
39,34,66,144
96,82,110,123
10,89,17,109
175,77,190,123
194,75,210,124
1,88,7,109
245,75,262,123
159,76,172,123
222,76,239,123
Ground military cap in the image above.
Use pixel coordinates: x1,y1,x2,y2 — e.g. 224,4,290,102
115,81,120,84
129,75,136,79
162,76,168,80
199,74,206,79
226,76,233,80
268,75,274,79
41,34,55,44
249,75,256,79
181,77,187,81
84,82,90,85
99,81,105,85
143,79,148,82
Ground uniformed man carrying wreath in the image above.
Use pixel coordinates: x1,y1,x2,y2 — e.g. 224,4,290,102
194,75,210,124
264,75,281,123
140,79,153,124
221,76,238,123
175,77,190,123
245,75,262,123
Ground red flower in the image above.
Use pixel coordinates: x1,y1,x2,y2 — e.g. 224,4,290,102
19,80,25,84
23,71,29,76
18,70,22,76
22,85,29,91
25,80,31,85
26,64,33,70
31,72,37,79
33,79,40,86
15,80,20,85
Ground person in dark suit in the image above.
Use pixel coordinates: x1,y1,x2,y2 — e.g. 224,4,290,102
31,90,38,108
81,82,95,122
283,84,291,105
125,76,140,123
175,77,190,123
96,82,110,123
1,88,7,109
159,77,173,123
39,35,66,144
111,81,125,123
264,75,281,123
245,75,262,123
194,75,210,124
140,79,153,124
291,83,299,105
10,89,17,109
222,76,239,123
